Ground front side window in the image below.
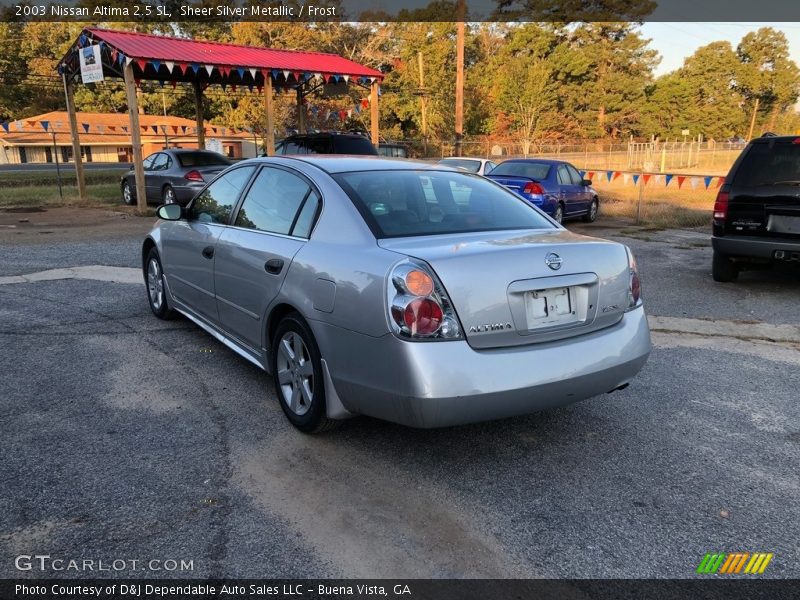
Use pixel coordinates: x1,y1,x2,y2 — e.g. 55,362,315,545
234,167,319,237
566,164,583,185
335,170,555,238
142,154,157,170
151,154,169,171
190,167,256,224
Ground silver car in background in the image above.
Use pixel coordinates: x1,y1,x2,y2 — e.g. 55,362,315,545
143,157,651,433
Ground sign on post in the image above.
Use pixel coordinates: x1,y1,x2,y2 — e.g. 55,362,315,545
79,45,104,84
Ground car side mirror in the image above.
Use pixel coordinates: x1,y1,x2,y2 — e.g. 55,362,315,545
156,203,183,221
581,179,592,187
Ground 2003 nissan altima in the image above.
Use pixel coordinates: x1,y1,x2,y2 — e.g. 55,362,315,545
142,157,651,432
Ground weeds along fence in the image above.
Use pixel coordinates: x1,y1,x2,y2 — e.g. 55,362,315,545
580,169,723,229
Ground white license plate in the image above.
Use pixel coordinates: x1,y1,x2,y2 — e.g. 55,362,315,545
525,286,581,329
767,214,800,234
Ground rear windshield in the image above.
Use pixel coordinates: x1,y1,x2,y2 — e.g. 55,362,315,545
734,141,800,187
332,136,379,155
490,161,551,180
176,152,231,167
439,159,481,173
334,170,555,238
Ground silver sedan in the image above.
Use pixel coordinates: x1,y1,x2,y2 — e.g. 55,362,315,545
143,157,651,432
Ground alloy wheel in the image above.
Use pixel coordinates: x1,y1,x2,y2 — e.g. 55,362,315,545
147,258,164,310
276,331,314,416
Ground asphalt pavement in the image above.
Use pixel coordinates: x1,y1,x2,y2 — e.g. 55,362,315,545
0,215,798,579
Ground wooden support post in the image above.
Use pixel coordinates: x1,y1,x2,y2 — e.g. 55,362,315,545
454,16,465,156
194,81,205,149
123,61,147,214
370,80,379,146
264,75,275,156
62,74,87,203
296,87,305,134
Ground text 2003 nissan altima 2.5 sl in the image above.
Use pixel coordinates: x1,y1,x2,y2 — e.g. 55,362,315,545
142,156,651,433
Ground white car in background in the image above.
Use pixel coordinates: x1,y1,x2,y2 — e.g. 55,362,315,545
437,157,498,176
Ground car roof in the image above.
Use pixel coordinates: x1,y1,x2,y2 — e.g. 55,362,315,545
284,132,368,140
439,156,486,162
499,158,567,166
242,155,442,174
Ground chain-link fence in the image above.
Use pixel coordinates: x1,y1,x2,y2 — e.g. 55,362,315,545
434,139,745,176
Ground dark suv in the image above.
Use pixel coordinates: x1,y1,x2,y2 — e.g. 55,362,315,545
274,132,378,156
712,134,800,282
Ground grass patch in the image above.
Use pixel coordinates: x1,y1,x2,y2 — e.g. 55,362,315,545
0,168,127,189
0,182,121,209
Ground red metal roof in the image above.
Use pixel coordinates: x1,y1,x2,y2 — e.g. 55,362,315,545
84,27,383,80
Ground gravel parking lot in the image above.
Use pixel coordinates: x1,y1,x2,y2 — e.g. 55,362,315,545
1,209,798,579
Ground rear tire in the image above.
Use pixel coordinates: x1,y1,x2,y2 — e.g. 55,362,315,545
712,251,739,282
271,313,339,434
582,198,599,223
553,202,564,224
162,185,176,205
145,248,176,319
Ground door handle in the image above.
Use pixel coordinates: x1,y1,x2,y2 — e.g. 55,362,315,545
265,258,284,275
201,246,214,260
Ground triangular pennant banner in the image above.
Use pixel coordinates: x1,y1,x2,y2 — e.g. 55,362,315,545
151,60,161,72
677,175,686,189
632,174,640,185
151,126,158,134
282,70,290,80
690,177,701,190
205,65,214,76
703,176,713,189
181,126,187,134
121,126,128,132
164,61,174,73
716,177,725,188
612,171,621,182
1,122,9,133
40,121,49,132
237,67,245,79
249,68,257,78
108,125,116,132
622,173,630,185
606,171,613,182
643,174,651,186
665,174,673,186
81,123,90,133
585,171,594,180
135,58,148,71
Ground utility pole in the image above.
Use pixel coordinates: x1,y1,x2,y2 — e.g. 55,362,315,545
417,51,428,156
454,0,465,157
747,97,760,141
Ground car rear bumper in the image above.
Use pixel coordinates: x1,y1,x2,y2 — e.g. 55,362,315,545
313,306,651,428
712,234,800,259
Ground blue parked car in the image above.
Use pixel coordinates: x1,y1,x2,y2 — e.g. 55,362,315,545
487,159,599,224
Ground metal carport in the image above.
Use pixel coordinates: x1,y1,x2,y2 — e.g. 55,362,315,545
58,27,383,212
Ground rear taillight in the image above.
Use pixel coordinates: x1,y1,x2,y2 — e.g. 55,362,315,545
626,247,642,310
184,170,204,182
388,261,461,340
523,181,545,195
713,189,729,221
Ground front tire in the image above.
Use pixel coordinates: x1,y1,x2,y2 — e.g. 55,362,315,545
145,248,176,319
712,251,739,282
582,198,599,223
271,313,338,433
122,180,134,205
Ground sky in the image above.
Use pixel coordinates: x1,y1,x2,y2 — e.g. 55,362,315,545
641,22,800,76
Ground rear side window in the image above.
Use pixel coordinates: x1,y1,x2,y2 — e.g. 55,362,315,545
490,161,551,180
333,136,378,155
733,142,800,187
234,167,319,237
335,170,554,238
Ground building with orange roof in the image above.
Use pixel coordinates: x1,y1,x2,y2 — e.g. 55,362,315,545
0,111,258,165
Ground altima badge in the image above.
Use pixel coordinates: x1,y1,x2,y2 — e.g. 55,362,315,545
469,323,513,333
545,252,562,270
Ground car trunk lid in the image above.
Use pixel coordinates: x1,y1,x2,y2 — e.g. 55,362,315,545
486,174,537,196
379,229,632,349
